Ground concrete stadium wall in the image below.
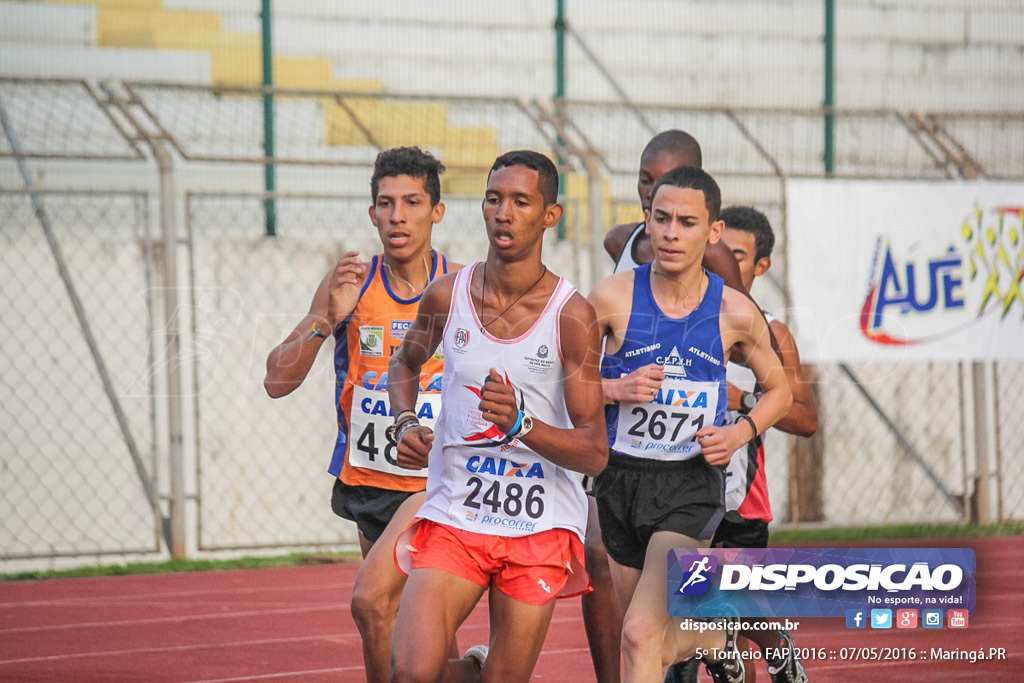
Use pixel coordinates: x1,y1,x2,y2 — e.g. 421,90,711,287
3,0,1021,112
3,1,1022,569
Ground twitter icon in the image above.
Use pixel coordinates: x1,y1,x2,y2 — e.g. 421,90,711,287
870,609,892,629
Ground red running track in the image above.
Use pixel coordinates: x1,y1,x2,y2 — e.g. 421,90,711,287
1,536,1021,681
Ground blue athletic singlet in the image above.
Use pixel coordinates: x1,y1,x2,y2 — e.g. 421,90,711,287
601,263,727,462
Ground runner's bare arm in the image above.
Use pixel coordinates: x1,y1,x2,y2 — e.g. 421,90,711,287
478,294,608,477
703,240,744,292
768,319,818,437
603,222,641,261
388,274,456,469
697,290,792,465
588,271,661,404
554,295,609,476
264,251,366,398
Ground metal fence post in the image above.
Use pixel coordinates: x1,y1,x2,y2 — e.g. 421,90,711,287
823,0,835,175
156,142,187,558
261,0,277,237
971,361,993,524
586,159,606,293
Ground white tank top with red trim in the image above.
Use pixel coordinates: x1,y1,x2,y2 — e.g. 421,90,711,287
415,263,589,541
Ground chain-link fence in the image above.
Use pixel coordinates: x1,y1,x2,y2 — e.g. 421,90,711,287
995,361,1024,522
1,189,162,560
2,77,1022,571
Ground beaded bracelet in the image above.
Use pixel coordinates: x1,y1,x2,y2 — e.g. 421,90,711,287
395,419,421,444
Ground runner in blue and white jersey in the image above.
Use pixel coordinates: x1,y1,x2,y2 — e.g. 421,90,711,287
590,166,792,683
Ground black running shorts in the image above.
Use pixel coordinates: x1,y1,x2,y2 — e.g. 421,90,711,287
330,478,418,543
712,514,769,548
595,454,725,570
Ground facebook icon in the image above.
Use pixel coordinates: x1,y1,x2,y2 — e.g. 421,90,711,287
846,609,866,629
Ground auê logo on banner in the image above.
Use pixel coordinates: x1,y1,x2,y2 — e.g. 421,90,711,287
860,205,1023,345
667,548,976,618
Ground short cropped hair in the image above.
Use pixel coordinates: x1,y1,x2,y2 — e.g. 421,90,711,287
642,130,703,169
720,206,775,261
649,166,721,223
489,150,560,205
371,146,445,205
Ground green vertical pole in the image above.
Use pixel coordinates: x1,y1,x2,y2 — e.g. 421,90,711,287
554,0,567,241
824,0,835,175
261,0,277,236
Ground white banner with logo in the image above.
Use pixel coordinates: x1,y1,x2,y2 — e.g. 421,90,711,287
786,179,1024,362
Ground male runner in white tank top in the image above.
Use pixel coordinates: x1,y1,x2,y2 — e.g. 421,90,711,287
387,151,608,683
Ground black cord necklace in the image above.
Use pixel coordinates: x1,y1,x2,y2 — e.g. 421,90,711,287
480,263,548,332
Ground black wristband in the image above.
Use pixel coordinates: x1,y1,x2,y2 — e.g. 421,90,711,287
736,414,758,441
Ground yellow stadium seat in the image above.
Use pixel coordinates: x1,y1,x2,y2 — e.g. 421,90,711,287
47,0,502,178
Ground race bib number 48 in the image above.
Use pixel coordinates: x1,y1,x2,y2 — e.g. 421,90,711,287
347,385,440,477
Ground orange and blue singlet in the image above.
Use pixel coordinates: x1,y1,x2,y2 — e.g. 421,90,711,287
329,251,448,491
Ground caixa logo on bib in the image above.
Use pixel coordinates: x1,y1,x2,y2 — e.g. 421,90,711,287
667,548,976,619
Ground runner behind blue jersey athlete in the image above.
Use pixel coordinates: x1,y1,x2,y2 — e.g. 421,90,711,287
714,206,818,683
